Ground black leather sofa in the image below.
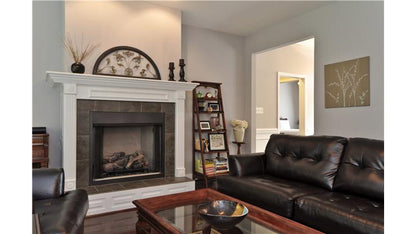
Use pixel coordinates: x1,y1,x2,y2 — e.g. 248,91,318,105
217,135,384,234
33,168,89,234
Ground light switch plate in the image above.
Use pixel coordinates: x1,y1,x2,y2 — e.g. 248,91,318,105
256,107,264,114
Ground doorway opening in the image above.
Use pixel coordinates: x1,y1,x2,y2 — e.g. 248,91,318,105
251,37,314,152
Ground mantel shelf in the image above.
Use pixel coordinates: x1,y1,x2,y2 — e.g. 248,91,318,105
46,71,198,92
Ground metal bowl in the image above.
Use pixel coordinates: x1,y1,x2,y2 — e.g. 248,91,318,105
198,200,249,230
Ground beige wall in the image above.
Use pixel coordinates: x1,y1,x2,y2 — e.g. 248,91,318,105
64,1,181,79
34,1,182,167
255,43,313,128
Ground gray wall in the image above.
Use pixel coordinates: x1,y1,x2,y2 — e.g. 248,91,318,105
245,1,384,144
33,1,65,167
182,25,245,174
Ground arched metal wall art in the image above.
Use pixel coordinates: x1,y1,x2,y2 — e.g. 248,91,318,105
93,46,161,80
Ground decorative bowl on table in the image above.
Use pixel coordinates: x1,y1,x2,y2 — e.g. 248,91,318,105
198,200,249,230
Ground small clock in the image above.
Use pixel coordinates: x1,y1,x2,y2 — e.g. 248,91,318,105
205,92,213,98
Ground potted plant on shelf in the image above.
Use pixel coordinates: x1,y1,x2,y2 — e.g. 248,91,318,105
64,34,99,74
231,120,248,143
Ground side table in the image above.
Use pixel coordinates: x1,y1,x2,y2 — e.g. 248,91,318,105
232,141,245,155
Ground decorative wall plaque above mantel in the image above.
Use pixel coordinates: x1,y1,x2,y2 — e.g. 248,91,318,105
92,46,161,80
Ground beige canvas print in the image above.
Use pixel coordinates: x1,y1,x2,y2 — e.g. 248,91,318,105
325,56,370,108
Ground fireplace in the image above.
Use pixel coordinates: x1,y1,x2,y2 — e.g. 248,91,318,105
90,111,165,185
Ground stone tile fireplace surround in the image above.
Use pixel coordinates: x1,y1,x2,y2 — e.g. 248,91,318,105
77,100,174,191
46,71,198,215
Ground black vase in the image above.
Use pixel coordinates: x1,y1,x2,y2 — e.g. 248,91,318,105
71,62,85,74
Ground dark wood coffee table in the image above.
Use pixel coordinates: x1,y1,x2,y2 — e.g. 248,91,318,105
133,188,322,233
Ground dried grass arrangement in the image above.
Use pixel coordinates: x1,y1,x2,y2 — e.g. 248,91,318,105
64,34,99,63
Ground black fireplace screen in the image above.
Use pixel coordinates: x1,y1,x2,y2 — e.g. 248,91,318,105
90,111,165,185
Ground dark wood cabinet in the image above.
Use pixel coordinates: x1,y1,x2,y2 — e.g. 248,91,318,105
32,134,49,168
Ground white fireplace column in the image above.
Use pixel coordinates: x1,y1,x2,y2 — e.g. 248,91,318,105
46,71,198,191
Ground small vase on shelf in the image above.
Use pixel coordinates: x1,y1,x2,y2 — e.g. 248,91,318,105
71,62,85,74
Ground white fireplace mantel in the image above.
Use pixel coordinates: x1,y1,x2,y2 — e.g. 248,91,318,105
46,71,198,191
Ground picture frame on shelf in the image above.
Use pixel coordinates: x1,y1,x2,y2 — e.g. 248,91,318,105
208,133,226,151
199,121,211,130
208,103,220,112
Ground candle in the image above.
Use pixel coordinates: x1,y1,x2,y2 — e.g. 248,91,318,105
179,59,185,66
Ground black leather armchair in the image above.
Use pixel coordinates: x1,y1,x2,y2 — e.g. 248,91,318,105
217,135,384,234
33,168,89,234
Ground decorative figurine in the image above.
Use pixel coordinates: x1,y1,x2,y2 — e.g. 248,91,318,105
197,91,203,98
179,59,187,82
168,62,175,81
204,139,210,152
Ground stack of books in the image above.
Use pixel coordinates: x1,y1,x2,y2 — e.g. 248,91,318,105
215,157,229,174
204,160,215,175
195,159,202,173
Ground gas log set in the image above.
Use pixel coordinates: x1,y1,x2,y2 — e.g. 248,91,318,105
102,151,150,175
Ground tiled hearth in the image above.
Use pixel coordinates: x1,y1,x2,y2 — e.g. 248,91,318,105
46,71,198,215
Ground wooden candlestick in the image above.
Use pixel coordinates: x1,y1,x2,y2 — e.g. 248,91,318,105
179,59,186,82
168,62,175,81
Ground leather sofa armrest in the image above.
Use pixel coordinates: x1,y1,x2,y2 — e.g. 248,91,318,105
33,168,65,200
228,153,265,177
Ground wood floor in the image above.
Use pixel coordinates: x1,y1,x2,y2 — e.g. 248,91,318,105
84,209,138,234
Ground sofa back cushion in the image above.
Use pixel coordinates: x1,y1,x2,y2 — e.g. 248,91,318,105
334,138,384,201
265,135,347,190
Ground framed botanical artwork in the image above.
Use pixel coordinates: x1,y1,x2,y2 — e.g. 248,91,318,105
199,121,211,130
208,133,226,151
208,103,220,112
324,56,370,108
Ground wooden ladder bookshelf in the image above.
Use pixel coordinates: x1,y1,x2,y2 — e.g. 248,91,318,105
192,81,230,188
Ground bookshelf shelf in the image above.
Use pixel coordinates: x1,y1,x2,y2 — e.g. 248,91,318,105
192,81,230,188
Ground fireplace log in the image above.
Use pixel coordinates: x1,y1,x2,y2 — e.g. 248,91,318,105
103,152,125,163
126,153,145,169
102,151,151,173
102,157,128,172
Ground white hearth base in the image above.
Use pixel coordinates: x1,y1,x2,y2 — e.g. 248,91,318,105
87,180,194,216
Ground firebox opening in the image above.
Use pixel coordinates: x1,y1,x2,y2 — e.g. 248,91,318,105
90,111,165,185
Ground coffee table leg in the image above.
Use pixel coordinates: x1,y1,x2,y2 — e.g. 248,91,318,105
136,210,152,234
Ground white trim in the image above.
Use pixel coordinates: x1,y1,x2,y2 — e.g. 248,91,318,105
87,180,195,216
46,71,198,191
255,128,278,152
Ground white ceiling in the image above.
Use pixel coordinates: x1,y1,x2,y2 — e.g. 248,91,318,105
151,1,332,36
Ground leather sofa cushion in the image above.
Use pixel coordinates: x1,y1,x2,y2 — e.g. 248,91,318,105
217,174,326,218
334,138,384,201
228,153,265,177
265,135,347,190
33,168,65,200
33,189,89,234
294,192,384,234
